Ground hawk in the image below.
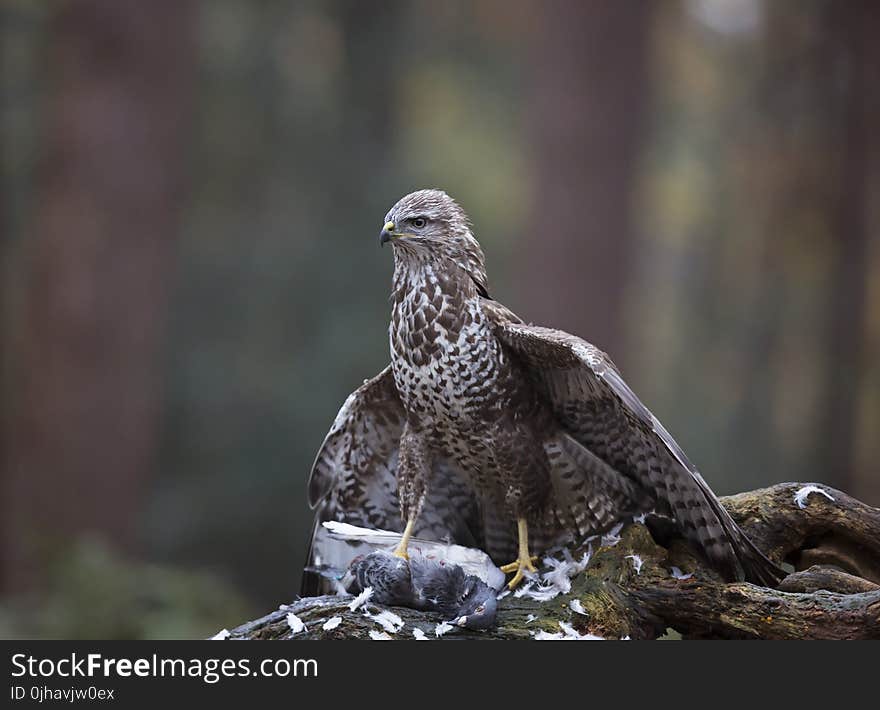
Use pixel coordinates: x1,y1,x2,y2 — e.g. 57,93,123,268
302,189,782,592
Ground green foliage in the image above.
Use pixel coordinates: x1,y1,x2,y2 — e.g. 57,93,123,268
0,538,253,640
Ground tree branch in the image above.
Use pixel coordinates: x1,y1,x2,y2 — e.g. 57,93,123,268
223,483,880,640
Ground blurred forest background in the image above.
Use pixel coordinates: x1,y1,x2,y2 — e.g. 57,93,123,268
1,0,878,639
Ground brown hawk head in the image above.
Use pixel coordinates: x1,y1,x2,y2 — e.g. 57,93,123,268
379,189,488,295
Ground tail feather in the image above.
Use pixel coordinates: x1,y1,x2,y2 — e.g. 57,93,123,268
542,433,651,541
672,470,784,586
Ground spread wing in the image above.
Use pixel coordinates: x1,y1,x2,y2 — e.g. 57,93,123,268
488,311,782,586
306,366,402,523
301,366,481,595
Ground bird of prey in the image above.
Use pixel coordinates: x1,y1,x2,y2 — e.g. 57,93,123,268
347,551,498,630
303,189,782,592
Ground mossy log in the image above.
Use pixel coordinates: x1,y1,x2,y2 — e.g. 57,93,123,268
225,482,880,640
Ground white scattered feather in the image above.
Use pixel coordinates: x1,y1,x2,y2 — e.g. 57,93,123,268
514,544,593,602
518,581,565,602
633,509,656,525
559,621,604,640
601,522,625,547
369,630,393,640
455,616,468,627
412,628,429,641
533,630,565,640
570,599,588,616
378,609,404,628
210,629,230,640
626,554,644,575
513,581,535,598
365,609,405,634
322,616,342,631
286,612,306,635
533,622,604,641
794,485,835,509
525,614,537,624
569,546,593,574
434,621,454,637
620,635,631,641
496,589,511,601
541,556,574,595
557,621,579,637
670,566,693,580
348,587,373,612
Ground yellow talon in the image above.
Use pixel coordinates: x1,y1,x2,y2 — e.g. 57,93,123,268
392,518,415,560
505,556,538,589
503,517,538,589
500,556,538,573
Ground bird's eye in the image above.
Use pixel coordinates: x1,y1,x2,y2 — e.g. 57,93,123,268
475,604,485,613
411,217,427,229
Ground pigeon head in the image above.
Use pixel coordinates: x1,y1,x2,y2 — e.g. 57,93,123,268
453,578,498,630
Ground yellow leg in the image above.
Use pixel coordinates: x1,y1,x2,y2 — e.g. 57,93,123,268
500,518,538,589
393,518,415,560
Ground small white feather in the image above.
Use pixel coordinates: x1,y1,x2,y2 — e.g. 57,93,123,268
626,554,644,575
670,566,693,580
513,544,594,603
369,630,393,640
601,522,625,547
794,485,835,509
525,614,537,624
541,556,574,594
570,599,588,616
322,616,342,631
434,621,454,637
348,587,373,612
412,628,429,640
286,612,306,635
513,581,536,598
559,621,605,640
533,630,565,640
365,609,404,634
520,582,565,602
558,621,579,637
210,629,230,640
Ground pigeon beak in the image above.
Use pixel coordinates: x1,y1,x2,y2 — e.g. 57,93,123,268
379,221,395,247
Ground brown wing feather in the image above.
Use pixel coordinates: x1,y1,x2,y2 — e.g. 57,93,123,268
307,366,402,518
490,318,782,586
302,366,481,594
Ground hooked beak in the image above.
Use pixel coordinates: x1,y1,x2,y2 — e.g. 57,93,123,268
379,221,396,246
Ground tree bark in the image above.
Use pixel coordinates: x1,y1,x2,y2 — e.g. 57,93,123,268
222,483,880,640
1,0,195,592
